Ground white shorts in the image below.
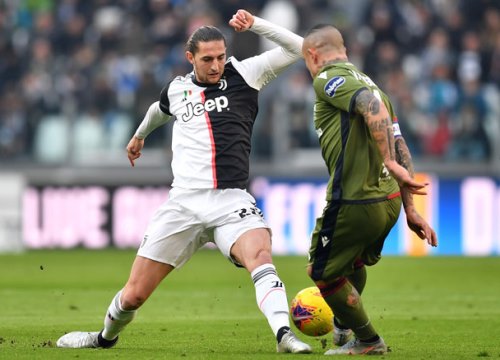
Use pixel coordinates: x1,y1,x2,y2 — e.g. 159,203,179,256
137,187,270,268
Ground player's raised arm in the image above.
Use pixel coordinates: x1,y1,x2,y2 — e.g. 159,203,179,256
229,9,254,32
229,9,302,56
228,9,303,90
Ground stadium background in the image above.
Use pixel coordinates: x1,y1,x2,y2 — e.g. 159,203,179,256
0,0,499,255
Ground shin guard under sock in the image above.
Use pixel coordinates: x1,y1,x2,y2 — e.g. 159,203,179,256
101,290,136,340
319,278,377,340
348,261,367,294
251,264,290,336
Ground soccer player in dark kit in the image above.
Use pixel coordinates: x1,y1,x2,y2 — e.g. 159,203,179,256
301,24,438,355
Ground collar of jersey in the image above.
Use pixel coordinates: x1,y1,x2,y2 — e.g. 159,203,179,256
190,72,221,88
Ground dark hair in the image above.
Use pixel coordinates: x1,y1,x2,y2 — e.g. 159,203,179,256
304,24,334,37
185,26,226,54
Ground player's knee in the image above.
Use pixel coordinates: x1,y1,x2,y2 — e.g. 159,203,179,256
311,276,360,308
306,264,313,279
241,248,273,272
306,264,332,284
362,253,381,266
254,248,272,264
120,289,147,310
346,286,360,307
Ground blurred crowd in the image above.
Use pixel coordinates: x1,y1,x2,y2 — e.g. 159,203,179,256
0,0,499,166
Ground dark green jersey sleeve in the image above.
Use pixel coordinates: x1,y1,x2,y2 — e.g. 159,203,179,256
313,65,368,114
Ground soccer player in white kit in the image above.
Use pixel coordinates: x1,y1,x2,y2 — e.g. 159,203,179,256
56,9,312,354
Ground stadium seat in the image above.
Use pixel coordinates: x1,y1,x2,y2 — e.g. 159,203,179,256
33,115,70,163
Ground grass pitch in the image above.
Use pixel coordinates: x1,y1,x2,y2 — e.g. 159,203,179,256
0,249,499,359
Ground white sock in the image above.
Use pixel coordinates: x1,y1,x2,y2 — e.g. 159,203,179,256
251,264,291,336
101,290,136,340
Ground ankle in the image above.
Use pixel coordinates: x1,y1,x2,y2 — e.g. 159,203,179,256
359,335,380,344
333,317,349,330
97,330,119,348
276,326,291,343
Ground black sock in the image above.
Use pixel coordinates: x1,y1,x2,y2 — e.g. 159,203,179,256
360,335,380,344
333,316,349,330
97,330,119,348
276,326,291,343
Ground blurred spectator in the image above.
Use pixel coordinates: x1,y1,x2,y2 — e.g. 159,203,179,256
413,63,458,157
419,27,455,81
457,30,483,84
490,34,500,86
0,90,28,158
447,79,491,160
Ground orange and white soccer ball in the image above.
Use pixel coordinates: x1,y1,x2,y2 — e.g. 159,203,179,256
290,286,333,336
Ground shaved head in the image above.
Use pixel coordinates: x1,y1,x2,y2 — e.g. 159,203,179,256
302,24,347,78
303,24,345,54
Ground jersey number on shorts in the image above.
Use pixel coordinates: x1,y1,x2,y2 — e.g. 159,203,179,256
236,206,263,219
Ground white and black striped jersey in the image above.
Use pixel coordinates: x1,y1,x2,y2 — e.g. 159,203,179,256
135,17,303,190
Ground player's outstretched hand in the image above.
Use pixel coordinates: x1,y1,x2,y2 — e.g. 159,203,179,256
405,207,438,247
387,162,428,195
126,136,144,167
229,9,254,32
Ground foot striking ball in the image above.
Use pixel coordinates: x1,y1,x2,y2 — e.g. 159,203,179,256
290,286,333,336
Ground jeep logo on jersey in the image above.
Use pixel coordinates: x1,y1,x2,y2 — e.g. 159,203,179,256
324,76,345,97
181,95,229,122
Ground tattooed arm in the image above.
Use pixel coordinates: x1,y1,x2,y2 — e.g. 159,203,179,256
395,134,438,246
395,136,415,206
354,89,397,168
354,89,425,193
354,90,437,246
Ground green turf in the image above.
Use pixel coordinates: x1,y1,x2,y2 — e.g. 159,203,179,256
1,249,499,359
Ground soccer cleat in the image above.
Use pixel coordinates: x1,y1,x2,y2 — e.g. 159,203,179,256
57,332,100,348
324,337,387,355
56,331,118,349
276,330,313,354
333,325,353,346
